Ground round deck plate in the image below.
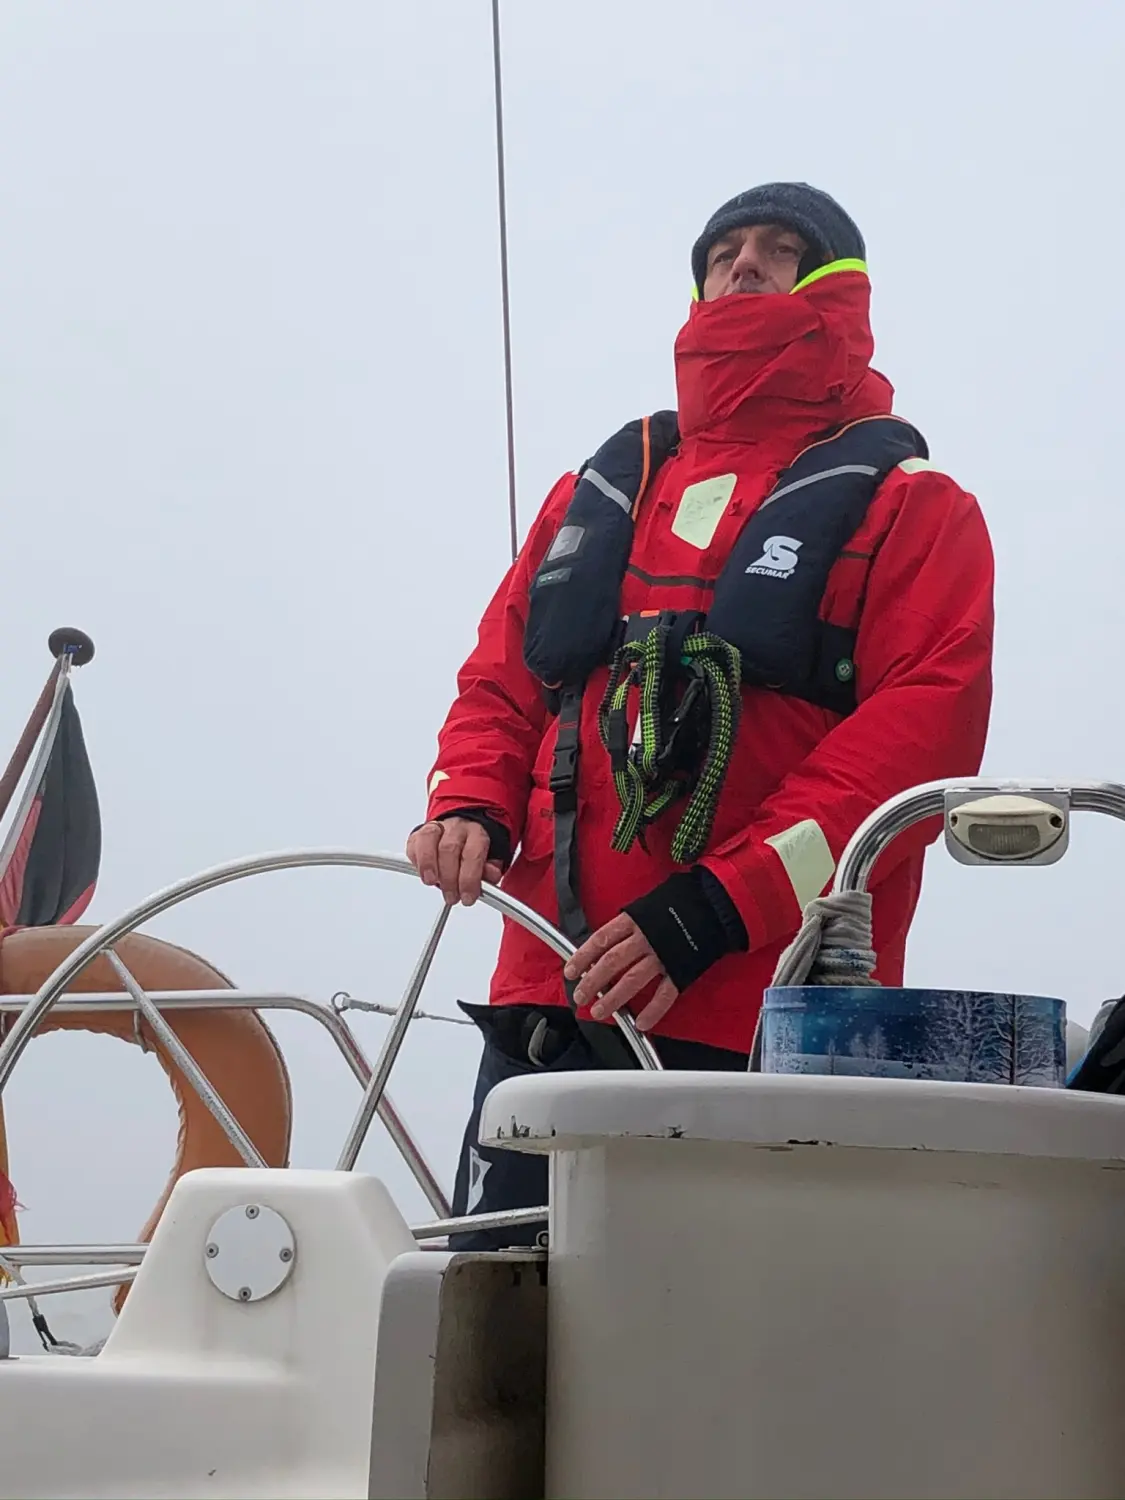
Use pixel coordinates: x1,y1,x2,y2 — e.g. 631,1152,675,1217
203,1203,295,1303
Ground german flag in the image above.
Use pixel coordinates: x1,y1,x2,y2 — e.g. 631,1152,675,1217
0,634,100,930
0,683,100,929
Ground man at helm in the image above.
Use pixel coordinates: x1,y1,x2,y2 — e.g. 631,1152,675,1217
407,182,994,1245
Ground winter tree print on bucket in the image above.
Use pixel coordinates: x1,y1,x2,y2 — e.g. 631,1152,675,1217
761,987,1065,1087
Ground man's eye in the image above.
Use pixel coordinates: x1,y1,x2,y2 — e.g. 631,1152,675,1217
774,243,802,259
712,248,734,265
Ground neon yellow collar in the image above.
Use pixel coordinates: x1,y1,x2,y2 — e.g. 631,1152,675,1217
791,257,867,292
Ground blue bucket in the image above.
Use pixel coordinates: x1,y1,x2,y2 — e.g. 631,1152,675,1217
760,987,1066,1087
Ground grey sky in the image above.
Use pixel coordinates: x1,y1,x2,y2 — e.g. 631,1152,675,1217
0,0,1121,1347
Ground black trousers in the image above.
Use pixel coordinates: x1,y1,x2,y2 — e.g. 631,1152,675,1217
449,1002,749,1251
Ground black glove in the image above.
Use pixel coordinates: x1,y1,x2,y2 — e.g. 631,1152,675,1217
624,867,748,992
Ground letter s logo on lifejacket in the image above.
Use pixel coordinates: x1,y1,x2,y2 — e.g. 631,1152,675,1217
745,535,803,579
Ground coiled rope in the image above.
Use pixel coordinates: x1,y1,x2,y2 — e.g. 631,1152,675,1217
598,624,741,864
769,890,879,988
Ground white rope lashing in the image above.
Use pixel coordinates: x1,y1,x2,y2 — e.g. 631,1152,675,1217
769,890,879,988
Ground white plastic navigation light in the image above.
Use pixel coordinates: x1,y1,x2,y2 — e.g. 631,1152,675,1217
944,790,1070,866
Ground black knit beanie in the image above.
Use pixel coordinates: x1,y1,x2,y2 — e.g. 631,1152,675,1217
691,182,865,294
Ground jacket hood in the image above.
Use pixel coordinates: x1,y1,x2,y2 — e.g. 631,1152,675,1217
674,265,894,459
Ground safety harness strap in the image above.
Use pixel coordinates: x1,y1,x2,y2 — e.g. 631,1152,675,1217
548,687,642,1069
549,688,586,946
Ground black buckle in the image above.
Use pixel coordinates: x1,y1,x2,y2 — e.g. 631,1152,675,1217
549,700,582,793
549,741,578,793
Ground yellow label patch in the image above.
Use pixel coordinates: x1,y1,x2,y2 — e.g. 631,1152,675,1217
765,819,836,909
671,474,737,549
428,770,450,795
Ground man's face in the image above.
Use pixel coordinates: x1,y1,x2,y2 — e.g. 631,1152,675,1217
701,221,809,300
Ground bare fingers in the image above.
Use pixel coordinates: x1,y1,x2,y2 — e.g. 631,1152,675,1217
565,913,635,991
407,822,444,888
589,952,667,1022
569,927,647,1009
633,975,680,1032
407,819,493,906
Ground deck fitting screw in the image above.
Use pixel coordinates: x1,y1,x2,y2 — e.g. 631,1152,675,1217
238,1286,252,1302
245,1205,260,1219
205,1243,219,1259
279,1247,293,1263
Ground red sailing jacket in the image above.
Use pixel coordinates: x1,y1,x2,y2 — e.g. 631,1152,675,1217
424,267,994,1055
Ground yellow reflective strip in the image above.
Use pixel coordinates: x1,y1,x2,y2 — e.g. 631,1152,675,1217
898,457,938,475
765,819,836,908
691,284,700,301
790,257,868,294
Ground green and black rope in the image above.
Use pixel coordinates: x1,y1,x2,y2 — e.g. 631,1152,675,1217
598,624,741,864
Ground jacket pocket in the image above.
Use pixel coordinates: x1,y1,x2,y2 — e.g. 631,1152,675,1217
516,785,556,866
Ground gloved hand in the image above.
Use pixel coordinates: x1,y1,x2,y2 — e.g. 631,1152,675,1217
624,867,748,991
564,867,748,1033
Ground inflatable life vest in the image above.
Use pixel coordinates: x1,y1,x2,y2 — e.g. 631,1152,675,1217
0,925,292,1313
521,412,930,1071
524,411,928,712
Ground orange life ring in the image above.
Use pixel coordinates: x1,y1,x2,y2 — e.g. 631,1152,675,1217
0,925,293,1310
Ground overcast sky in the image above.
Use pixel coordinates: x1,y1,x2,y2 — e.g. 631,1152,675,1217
1,0,1122,1348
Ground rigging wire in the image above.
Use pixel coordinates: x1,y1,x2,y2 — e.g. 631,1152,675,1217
490,0,519,564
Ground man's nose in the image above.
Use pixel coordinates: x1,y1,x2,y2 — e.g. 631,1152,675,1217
730,241,765,286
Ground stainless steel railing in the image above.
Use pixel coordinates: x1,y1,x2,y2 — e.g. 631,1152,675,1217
0,851,658,1298
834,777,1125,893
0,986,451,1217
